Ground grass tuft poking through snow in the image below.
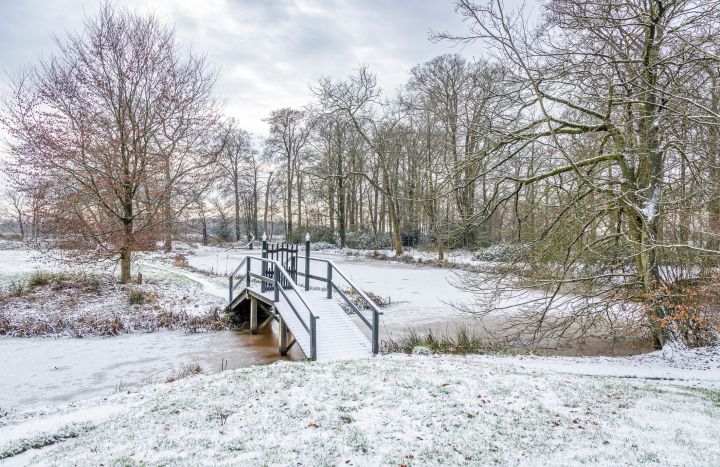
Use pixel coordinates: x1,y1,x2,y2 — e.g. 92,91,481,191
384,326,511,355
1,354,718,466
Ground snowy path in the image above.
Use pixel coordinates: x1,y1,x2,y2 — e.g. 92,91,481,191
501,346,720,390
136,260,228,299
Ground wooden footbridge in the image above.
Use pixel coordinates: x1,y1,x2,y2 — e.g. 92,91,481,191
227,238,382,362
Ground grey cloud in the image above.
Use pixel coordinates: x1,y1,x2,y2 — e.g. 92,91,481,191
0,0,487,137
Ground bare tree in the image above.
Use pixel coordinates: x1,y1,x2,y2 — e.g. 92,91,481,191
434,0,720,348
1,2,225,282
263,108,311,239
3,188,25,238
312,66,407,255
217,120,259,242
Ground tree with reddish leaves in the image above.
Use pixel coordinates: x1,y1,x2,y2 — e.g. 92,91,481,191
1,2,225,283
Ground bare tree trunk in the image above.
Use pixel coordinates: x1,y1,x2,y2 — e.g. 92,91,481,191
287,157,293,237
121,216,133,283
329,181,335,231
338,171,346,248
297,172,302,238
264,172,273,236
382,170,402,255
235,184,241,242
253,175,259,241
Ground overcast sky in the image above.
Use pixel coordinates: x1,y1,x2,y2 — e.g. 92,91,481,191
0,0,491,139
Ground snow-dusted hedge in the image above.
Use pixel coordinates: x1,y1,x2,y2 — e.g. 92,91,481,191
300,241,336,251
473,244,521,262
346,229,392,250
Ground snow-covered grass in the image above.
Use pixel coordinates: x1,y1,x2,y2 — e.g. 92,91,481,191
0,251,228,338
2,354,719,466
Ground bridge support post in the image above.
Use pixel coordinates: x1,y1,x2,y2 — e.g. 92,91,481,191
310,314,318,362
261,239,267,292
372,309,379,354
273,275,279,302
229,276,233,303
305,237,310,291
250,296,258,334
279,316,288,356
246,257,251,288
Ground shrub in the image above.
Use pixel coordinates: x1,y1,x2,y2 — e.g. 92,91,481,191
309,241,336,251
213,217,233,242
28,271,53,287
310,226,336,245
6,281,25,297
165,362,202,383
285,231,304,244
338,288,390,314
384,326,509,355
127,287,145,305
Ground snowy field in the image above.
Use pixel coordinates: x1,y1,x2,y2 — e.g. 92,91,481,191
1,353,719,466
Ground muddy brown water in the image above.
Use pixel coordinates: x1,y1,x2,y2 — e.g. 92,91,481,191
0,323,304,411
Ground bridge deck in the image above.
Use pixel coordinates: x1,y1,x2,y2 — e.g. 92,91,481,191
247,286,373,362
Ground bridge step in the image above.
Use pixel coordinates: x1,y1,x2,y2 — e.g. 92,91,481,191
247,286,373,362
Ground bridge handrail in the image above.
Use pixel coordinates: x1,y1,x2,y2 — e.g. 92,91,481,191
301,256,382,354
306,257,383,315
229,256,319,360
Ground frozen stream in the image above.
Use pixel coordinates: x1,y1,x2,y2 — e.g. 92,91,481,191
0,325,308,410
187,249,481,334
0,250,478,410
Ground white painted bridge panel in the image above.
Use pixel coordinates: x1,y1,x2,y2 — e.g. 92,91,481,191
247,286,373,362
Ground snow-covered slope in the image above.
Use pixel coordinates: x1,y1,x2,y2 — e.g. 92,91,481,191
2,353,718,466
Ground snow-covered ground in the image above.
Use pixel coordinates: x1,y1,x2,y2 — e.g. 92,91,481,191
0,251,228,338
1,353,718,466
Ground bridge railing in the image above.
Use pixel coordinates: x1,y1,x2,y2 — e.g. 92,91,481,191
296,241,382,355
229,257,319,361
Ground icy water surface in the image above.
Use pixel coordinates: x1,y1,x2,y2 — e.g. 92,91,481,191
0,323,304,410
